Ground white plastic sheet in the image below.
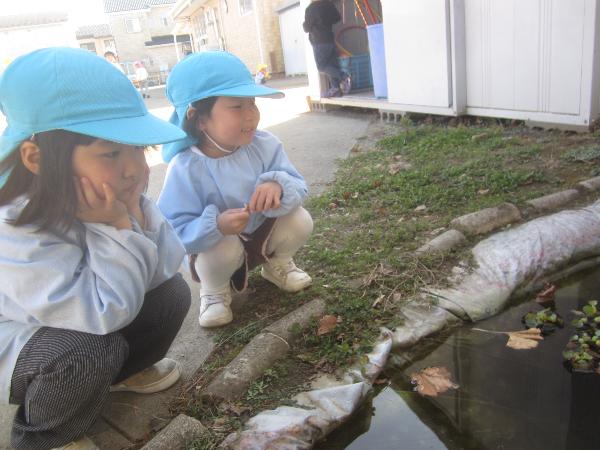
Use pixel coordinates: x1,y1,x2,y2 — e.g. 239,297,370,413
219,330,393,449
425,200,600,321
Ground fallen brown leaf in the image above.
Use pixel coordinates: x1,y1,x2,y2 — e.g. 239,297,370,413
414,205,427,212
317,315,338,336
388,161,412,175
410,366,459,397
535,283,557,303
473,327,544,350
505,328,544,350
477,189,490,195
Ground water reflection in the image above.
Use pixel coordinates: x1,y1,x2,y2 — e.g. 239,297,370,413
316,267,600,450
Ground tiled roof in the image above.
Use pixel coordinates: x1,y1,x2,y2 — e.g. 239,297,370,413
76,24,112,39
0,12,68,30
103,0,177,13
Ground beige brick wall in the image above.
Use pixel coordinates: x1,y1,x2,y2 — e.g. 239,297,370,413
109,5,183,77
184,0,285,75
257,0,285,74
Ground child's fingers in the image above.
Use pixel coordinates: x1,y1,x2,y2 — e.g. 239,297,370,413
102,183,117,206
248,192,259,213
272,193,281,209
79,177,99,208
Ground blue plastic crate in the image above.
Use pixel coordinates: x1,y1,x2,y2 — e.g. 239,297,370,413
338,54,373,92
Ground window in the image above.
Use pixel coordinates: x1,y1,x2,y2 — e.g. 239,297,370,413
125,17,141,33
238,0,253,15
192,13,207,40
161,16,169,27
80,42,97,53
104,39,115,50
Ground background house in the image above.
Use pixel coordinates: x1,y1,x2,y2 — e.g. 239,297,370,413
76,24,116,55
104,0,192,83
170,0,290,77
0,12,77,72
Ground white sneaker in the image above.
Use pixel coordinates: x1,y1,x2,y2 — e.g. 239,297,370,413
199,289,233,327
110,358,180,394
261,260,312,293
52,436,98,450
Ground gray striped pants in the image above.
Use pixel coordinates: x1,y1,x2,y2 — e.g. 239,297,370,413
9,273,191,449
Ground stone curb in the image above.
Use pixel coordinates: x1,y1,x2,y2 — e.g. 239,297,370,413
450,203,521,236
524,189,580,214
203,298,327,401
143,298,327,448
415,229,466,254
417,177,600,256
577,175,600,192
140,414,206,450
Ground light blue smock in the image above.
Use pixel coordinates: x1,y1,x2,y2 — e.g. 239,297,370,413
157,130,308,254
0,195,185,404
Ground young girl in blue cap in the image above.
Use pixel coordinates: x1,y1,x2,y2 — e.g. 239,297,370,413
0,48,190,450
158,51,313,328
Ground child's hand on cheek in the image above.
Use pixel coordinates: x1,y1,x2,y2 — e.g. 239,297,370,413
249,181,282,213
75,177,132,230
122,165,149,229
217,208,250,235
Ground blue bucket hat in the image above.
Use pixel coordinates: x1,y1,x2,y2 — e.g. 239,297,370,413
0,47,187,185
163,51,284,162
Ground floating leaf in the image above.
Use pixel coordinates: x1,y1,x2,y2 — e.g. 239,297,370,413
505,328,543,350
535,283,557,303
473,327,544,350
410,366,459,397
317,315,338,336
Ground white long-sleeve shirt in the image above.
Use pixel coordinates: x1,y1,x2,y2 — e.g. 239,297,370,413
0,195,185,403
157,130,308,255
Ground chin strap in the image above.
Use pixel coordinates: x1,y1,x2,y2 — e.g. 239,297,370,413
202,130,238,154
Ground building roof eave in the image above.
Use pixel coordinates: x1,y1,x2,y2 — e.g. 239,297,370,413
170,0,209,21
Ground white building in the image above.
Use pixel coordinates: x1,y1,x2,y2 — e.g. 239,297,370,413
0,12,77,72
304,0,600,130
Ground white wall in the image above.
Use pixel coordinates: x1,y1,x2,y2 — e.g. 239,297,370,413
0,22,78,67
465,0,586,115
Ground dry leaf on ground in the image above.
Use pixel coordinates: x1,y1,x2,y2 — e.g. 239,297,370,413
505,328,544,349
372,294,385,308
410,366,459,397
317,315,338,336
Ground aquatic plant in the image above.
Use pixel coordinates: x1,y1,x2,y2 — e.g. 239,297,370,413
522,308,564,335
563,300,600,373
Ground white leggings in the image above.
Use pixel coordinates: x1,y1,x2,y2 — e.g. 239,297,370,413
194,207,313,294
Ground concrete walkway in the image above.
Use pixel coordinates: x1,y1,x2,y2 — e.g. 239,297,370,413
0,78,372,449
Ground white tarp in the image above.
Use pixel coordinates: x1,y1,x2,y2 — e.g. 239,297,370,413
425,200,600,321
219,331,393,449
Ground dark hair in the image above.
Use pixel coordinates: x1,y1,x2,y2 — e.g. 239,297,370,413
104,51,116,58
0,130,97,231
183,97,219,147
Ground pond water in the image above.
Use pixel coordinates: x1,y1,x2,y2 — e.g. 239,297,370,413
316,266,600,450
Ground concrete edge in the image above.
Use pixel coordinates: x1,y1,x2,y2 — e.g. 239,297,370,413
140,414,206,450
417,177,600,256
203,298,327,401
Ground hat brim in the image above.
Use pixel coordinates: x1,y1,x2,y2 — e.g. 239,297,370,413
212,83,284,100
62,111,187,146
